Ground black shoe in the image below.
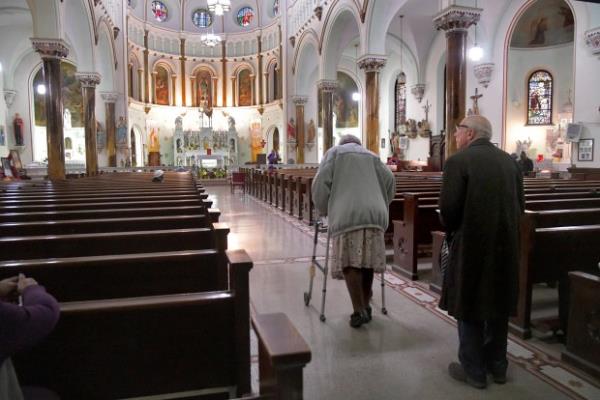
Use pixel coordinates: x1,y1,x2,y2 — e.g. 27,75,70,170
365,306,372,322
487,369,507,384
349,311,368,328
448,362,487,389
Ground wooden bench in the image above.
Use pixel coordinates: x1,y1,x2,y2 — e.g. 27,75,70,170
562,271,600,379
0,225,230,261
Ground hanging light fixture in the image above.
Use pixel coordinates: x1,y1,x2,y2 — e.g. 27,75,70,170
201,31,221,47
207,0,231,16
399,15,406,85
469,1,483,61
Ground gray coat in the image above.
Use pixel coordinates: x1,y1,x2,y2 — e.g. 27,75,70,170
439,139,524,320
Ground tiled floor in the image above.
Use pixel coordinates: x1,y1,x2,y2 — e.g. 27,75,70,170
208,186,600,400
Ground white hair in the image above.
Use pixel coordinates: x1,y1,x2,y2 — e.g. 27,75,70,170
338,134,361,146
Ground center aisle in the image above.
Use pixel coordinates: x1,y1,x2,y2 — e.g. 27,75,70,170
208,186,571,400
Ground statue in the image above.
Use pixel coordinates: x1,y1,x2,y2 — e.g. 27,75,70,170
116,117,127,146
418,120,431,138
63,109,72,130
13,113,24,146
175,116,183,130
516,137,532,155
390,132,400,155
96,121,106,150
228,115,236,131
287,118,296,142
307,119,316,144
405,119,418,139
149,128,159,152
470,88,483,116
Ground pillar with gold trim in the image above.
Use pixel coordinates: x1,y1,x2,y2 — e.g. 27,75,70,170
293,96,308,164
317,80,337,154
76,72,101,176
358,55,387,155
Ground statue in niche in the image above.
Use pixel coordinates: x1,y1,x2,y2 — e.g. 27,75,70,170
175,116,183,130
13,113,24,146
149,128,160,152
176,138,182,153
307,119,316,144
116,117,128,146
228,115,236,131
63,109,72,130
287,118,296,142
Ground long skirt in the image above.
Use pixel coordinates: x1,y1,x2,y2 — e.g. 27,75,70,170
331,228,386,280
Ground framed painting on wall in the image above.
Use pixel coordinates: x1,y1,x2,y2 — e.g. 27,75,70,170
577,139,594,162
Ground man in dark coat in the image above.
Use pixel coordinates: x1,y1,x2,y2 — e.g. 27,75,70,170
439,115,524,389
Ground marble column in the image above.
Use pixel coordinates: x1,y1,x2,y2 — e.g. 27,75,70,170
257,35,264,105
221,40,227,107
76,72,101,176
251,74,256,106
317,80,338,154
190,76,196,107
231,77,237,107
434,6,481,157
31,38,69,181
102,92,119,167
137,68,143,101
144,30,150,104
293,96,308,164
180,38,187,106
264,72,270,103
151,72,157,104
358,56,387,155
171,74,177,106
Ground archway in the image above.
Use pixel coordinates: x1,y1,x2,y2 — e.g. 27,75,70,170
504,0,575,166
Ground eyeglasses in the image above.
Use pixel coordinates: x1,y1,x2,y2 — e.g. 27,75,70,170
456,124,469,130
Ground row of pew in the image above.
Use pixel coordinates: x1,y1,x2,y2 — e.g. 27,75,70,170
241,166,599,379
0,172,311,399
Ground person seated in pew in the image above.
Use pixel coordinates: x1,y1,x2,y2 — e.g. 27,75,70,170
0,274,60,400
439,115,524,389
152,169,164,183
312,134,395,328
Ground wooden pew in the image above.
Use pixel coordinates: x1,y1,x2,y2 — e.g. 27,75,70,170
14,250,311,400
510,224,600,339
0,249,228,300
562,271,600,379
0,226,230,261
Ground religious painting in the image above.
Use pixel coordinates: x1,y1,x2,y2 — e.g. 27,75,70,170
116,117,128,147
155,66,169,105
250,121,263,162
334,72,359,129
578,139,594,162
151,0,168,22
196,70,212,108
148,128,160,152
395,77,407,130
0,125,5,147
527,70,553,125
238,69,252,107
510,0,574,48
237,7,254,27
33,62,83,128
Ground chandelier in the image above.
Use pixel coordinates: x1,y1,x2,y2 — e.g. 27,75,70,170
201,32,221,47
207,0,231,16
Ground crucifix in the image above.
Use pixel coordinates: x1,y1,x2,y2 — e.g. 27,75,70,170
470,88,483,115
422,100,431,122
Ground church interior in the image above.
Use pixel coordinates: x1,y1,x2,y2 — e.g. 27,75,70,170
1,0,600,399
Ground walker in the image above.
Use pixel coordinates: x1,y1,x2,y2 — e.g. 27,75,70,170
303,219,388,322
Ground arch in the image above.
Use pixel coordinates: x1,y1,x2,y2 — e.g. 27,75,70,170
96,16,118,69
63,0,96,71
151,59,176,74
292,28,319,74
237,68,254,107
265,125,280,154
97,27,115,92
130,124,144,167
320,5,362,80
364,0,409,56
190,63,219,77
231,62,256,77
154,64,171,105
26,0,60,38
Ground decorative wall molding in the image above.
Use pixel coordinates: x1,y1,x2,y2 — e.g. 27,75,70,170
76,72,102,88
317,79,338,92
357,55,387,73
433,6,481,34
101,92,120,103
3,90,17,109
410,84,426,103
30,38,69,59
584,27,600,56
473,63,494,88
292,96,308,106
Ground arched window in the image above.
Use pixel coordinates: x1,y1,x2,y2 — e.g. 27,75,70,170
238,69,252,106
527,70,553,125
394,75,407,131
155,66,170,105
151,1,168,22
192,9,212,28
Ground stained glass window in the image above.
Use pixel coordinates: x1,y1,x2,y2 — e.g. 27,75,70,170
273,0,280,16
237,7,254,27
151,1,168,22
527,70,553,125
395,76,407,131
192,9,212,28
